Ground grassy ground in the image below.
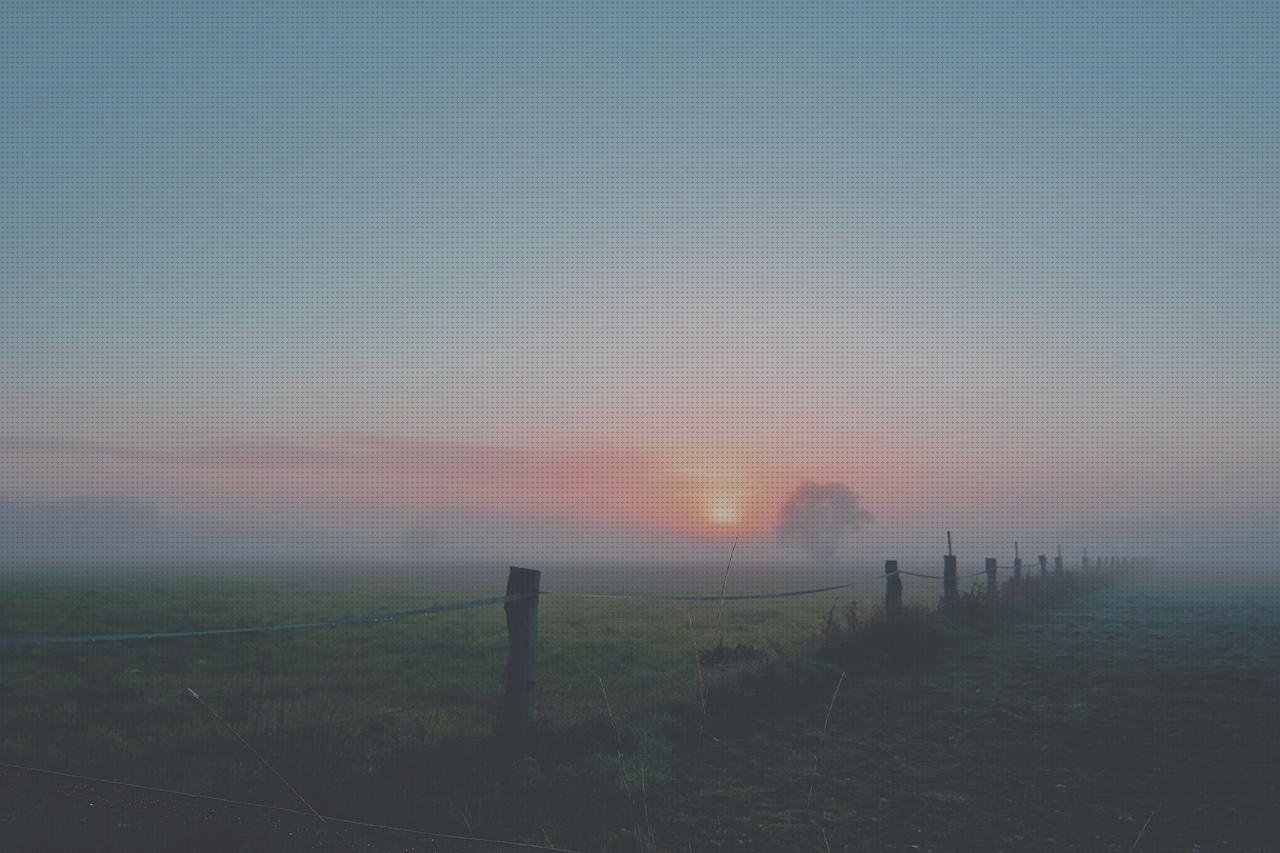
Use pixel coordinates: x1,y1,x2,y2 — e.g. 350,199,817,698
650,569,1280,851
1,566,1276,850
0,565,882,847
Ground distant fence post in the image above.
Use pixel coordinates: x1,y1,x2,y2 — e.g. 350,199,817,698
1038,555,1048,577
943,554,958,607
1012,556,1023,582
985,558,997,598
1053,551,1064,576
884,560,903,615
501,566,541,744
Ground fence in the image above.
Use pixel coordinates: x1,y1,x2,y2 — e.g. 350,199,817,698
0,538,1146,847
2,541,1147,744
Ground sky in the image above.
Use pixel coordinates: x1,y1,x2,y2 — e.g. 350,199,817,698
1,2,1277,569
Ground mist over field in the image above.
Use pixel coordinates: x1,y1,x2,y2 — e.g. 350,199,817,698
3,1,1280,849
1,491,1275,573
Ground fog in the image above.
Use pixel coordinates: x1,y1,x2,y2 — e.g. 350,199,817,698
2,493,1274,576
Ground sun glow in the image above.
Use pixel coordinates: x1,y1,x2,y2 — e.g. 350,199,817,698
704,491,743,526
674,462,768,534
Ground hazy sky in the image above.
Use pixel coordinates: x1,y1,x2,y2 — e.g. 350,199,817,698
2,2,1277,567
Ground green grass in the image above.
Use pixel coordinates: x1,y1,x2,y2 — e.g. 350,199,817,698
654,568,1280,851
3,566,1274,850
0,566,891,847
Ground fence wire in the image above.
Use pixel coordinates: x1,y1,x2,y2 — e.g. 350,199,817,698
543,581,856,603
0,593,532,648
2,564,1064,648
0,762,557,851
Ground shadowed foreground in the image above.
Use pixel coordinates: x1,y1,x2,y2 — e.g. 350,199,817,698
2,568,1276,850
651,570,1280,851
0,762,549,852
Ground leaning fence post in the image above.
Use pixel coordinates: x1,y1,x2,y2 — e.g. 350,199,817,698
501,566,541,743
985,557,997,598
943,532,959,607
884,560,903,615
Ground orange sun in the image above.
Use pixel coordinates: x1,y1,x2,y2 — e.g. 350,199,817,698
704,491,743,526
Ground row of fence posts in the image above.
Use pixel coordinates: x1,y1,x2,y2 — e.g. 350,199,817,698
883,536,1142,613
498,550,1145,741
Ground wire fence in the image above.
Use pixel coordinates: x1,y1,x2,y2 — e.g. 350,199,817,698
0,552,1136,847
0,593,533,647
0,559,1106,648
544,581,857,603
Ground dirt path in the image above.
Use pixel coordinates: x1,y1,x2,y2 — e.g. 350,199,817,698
650,572,1280,851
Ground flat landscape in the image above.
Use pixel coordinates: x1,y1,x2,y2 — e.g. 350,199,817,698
2,565,1277,850
656,568,1280,851
7,2,1277,849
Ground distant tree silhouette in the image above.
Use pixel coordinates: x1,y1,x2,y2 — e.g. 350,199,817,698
776,482,871,562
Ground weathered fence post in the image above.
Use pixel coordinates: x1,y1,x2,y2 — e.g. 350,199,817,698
1038,554,1048,577
501,566,541,743
1013,541,1023,582
884,560,903,615
943,532,959,607
1053,546,1064,576
985,557,997,598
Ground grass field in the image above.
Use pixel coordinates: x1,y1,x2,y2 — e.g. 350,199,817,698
1,565,1276,850
0,565,889,846
655,567,1280,851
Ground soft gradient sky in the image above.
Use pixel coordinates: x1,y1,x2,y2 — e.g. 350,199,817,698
2,2,1277,567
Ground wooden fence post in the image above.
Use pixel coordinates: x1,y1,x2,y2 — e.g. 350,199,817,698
1038,554,1048,577
1013,541,1023,583
943,556,958,607
985,558,997,598
501,566,541,743
1053,547,1064,576
884,560,903,615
